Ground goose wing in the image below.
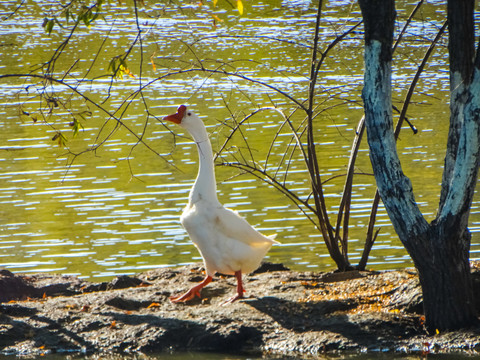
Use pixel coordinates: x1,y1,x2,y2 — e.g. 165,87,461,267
212,205,278,246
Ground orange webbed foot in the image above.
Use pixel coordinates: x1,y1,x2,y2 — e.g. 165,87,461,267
169,275,212,304
169,288,201,303
220,293,244,306
220,270,245,306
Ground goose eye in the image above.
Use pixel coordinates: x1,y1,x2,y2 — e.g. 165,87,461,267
187,112,191,116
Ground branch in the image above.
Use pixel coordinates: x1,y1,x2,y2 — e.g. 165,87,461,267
0,73,169,162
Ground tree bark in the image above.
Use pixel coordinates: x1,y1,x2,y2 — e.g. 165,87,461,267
439,0,476,211
359,0,480,332
413,224,476,331
359,0,428,242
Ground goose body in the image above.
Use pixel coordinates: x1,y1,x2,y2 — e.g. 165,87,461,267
181,200,277,277
164,105,278,303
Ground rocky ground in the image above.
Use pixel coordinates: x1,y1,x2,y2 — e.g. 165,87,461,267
1,262,480,358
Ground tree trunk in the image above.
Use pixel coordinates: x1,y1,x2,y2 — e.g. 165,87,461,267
440,0,476,210
406,225,477,332
359,0,480,332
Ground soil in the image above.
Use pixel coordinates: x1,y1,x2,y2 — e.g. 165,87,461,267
1,262,480,358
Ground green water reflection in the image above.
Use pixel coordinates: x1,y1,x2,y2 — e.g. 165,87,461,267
0,1,478,280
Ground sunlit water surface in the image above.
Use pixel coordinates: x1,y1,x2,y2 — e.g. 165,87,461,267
0,0,479,282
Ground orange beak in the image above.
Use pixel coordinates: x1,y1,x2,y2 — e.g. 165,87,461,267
164,105,187,124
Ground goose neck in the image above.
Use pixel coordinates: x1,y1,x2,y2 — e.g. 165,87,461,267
189,134,218,205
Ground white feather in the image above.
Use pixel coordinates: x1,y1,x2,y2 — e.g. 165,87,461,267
176,107,279,278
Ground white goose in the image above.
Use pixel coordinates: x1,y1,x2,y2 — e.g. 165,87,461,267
164,105,279,304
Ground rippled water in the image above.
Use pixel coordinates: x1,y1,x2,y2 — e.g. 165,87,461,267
0,0,479,281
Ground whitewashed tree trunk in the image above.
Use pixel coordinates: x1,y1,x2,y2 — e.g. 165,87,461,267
359,0,480,332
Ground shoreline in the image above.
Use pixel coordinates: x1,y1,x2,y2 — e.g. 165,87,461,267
1,263,480,357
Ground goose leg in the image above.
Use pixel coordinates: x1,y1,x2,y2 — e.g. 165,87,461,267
170,275,212,303
221,270,245,305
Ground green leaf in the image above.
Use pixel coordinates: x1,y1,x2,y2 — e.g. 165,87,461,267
43,18,55,35
70,118,84,137
108,58,117,75
52,132,67,147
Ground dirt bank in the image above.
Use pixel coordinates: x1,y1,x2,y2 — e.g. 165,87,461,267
1,263,480,357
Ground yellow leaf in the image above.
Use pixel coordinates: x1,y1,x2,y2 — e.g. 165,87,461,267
436,328,440,335
119,64,135,79
237,0,243,15
213,0,217,6
211,13,223,23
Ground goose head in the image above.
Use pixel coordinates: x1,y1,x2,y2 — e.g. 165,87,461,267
163,105,206,138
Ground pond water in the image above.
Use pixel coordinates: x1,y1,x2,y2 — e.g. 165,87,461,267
0,0,479,282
